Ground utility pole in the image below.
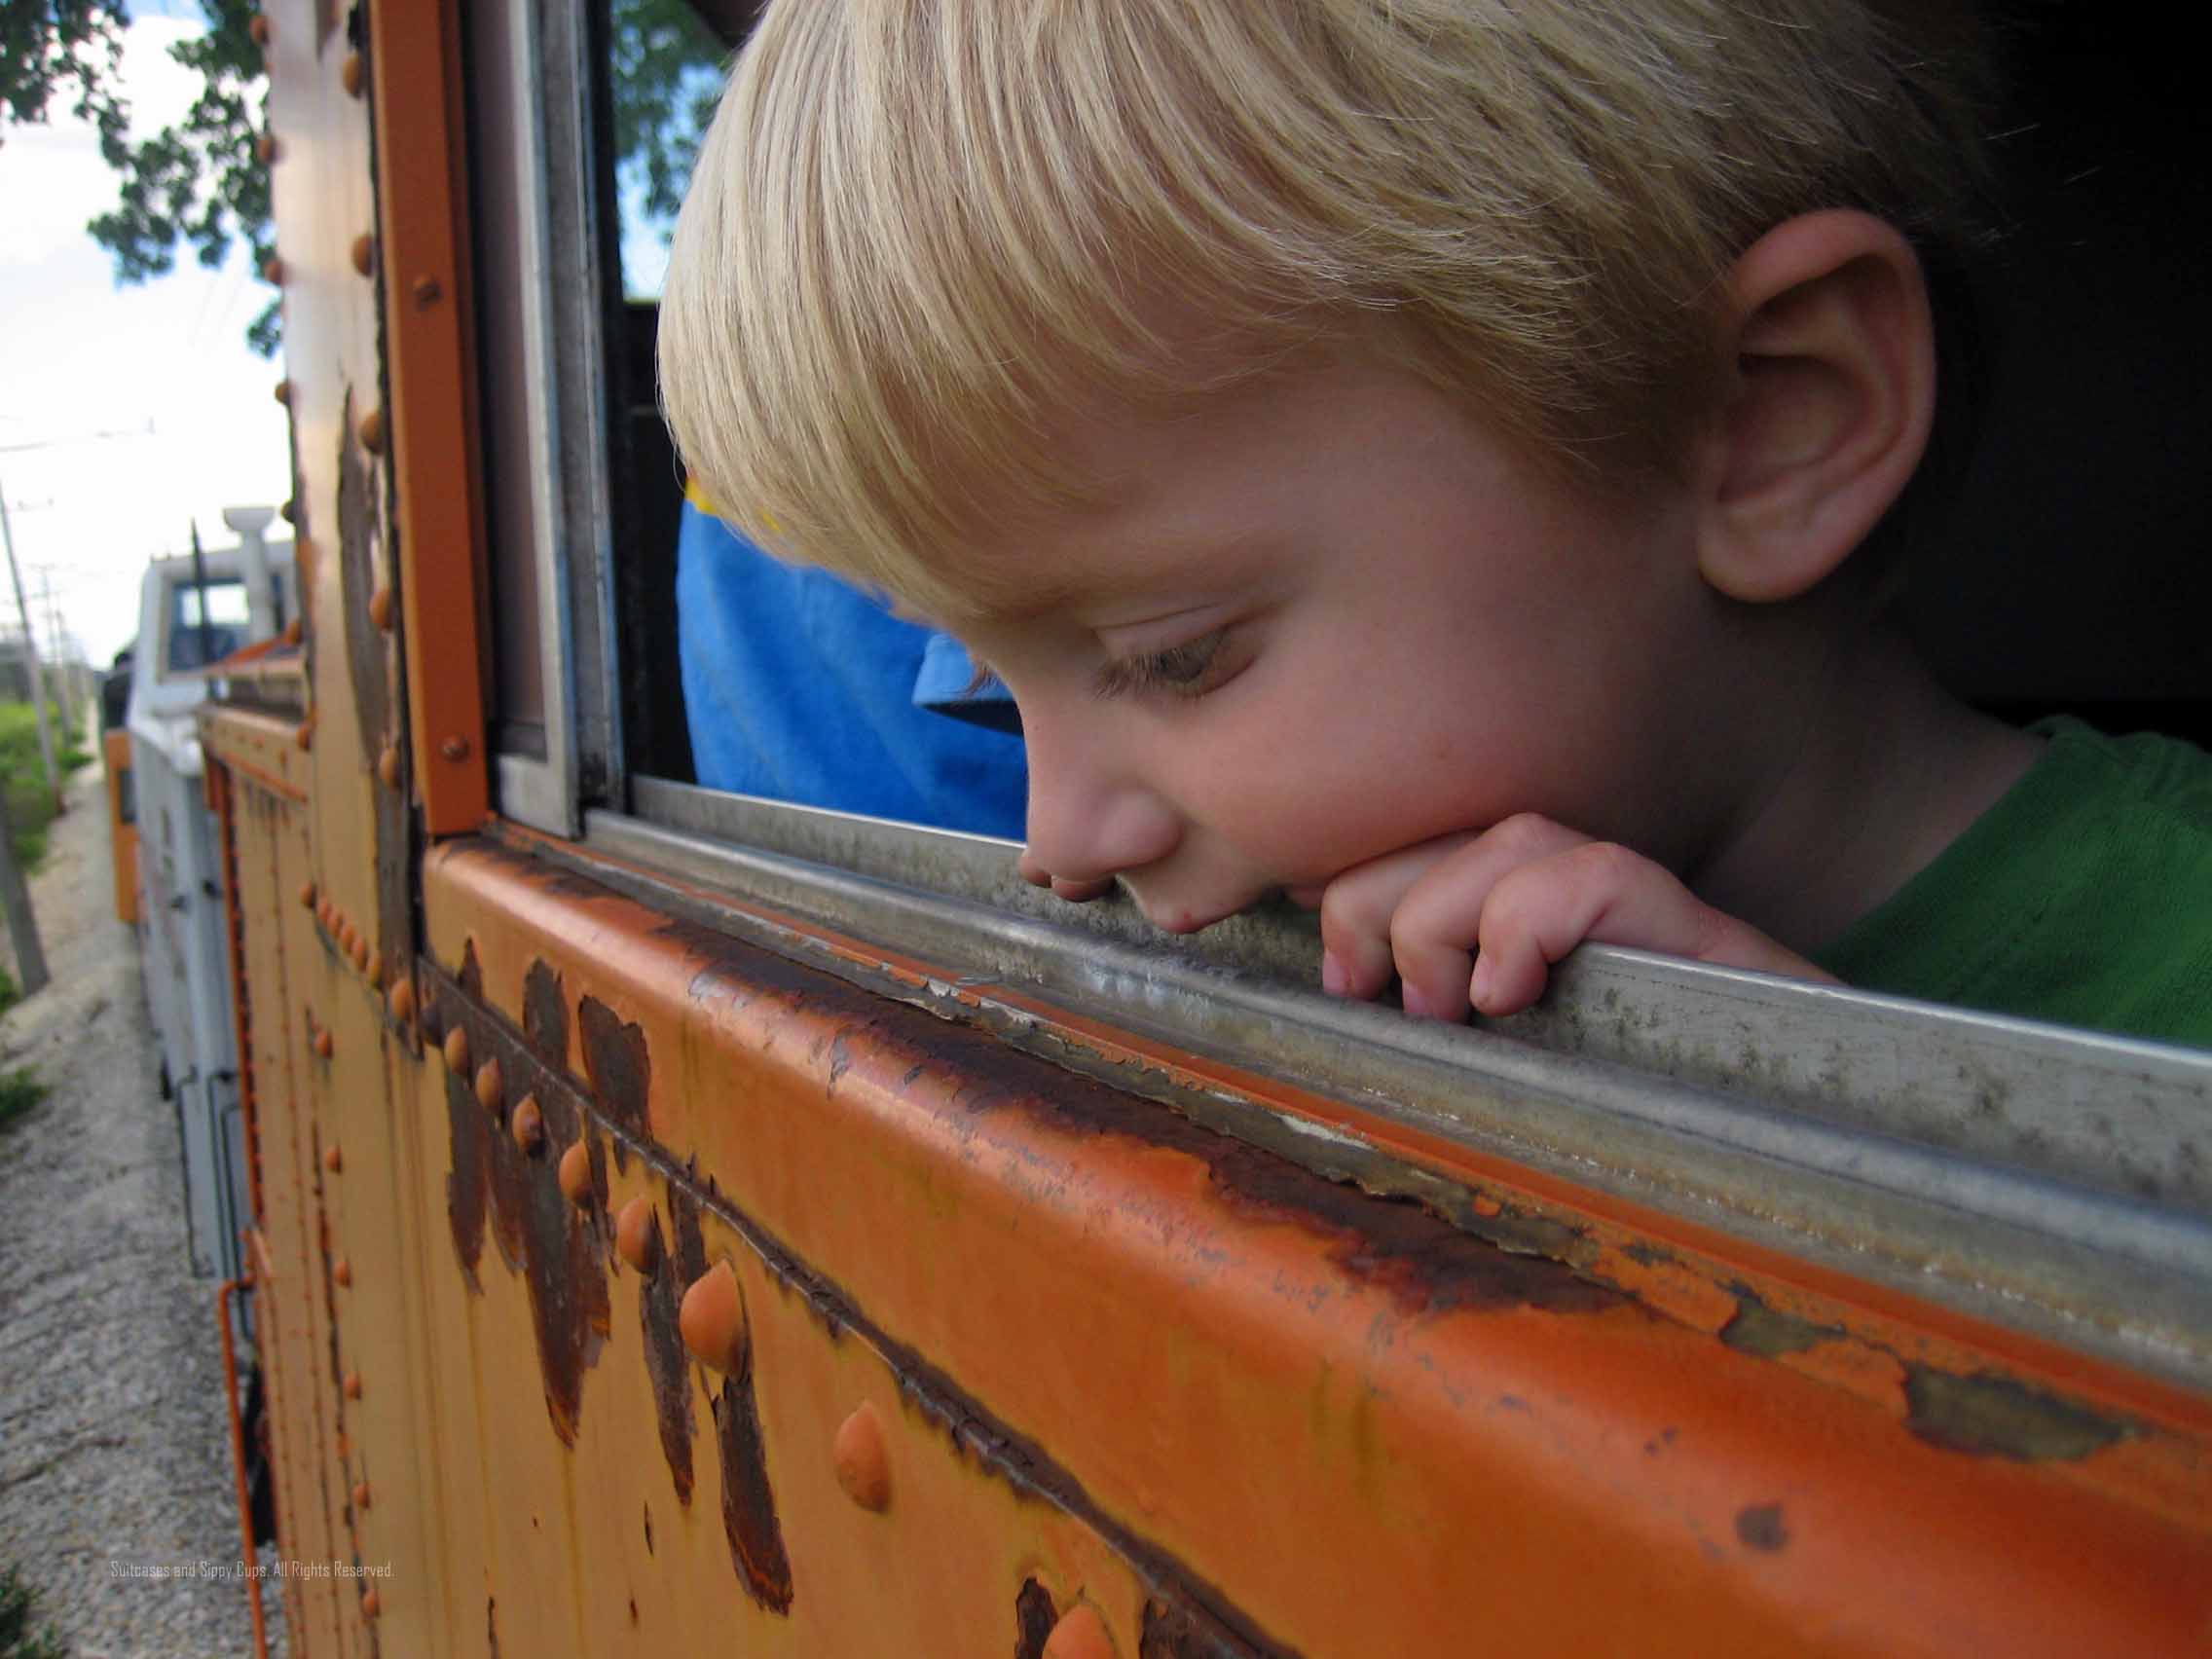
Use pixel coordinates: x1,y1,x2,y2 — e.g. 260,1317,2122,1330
0,781,49,999
0,475,61,814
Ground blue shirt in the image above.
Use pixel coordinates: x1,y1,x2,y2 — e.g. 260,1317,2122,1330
677,502,1029,838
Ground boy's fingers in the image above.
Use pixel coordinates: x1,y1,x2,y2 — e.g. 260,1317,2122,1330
1317,831,1483,999
1017,849,1115,903
1385,815,1591,1019
1470,841,1834,1016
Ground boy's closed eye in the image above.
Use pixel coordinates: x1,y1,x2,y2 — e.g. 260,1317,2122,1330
1092,627,1247,700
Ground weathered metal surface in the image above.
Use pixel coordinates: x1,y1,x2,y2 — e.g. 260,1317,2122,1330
595,799,2212,1392
362,0,490,837
625,778,2212,1208
403,834,2212,1655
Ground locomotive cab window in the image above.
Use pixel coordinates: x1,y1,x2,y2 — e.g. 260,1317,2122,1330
449,0,2210,1395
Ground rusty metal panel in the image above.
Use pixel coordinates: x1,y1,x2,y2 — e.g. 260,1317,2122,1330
404,835,2212,1656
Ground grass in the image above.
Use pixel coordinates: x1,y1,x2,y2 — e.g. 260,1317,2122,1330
0,1068,45,1136
0,1564,69,1659
0,701,92,874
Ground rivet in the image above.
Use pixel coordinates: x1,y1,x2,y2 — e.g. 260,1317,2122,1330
294,719,313,752
344,1370,362,1400
678,1262,749,1374
378,743,401,791
279,497,296,524
273,379,291,406
334,1258,352,1287
261,254,284,285
317,899,335,931
351,936,371,973
439,735,470,762
368,583,394,630
1043,1604,1116,1659
256,131,278,165
282,616,303,645
411,276,443,308
367,955,386,990
510,1095,544,1155
248,14,270,46
831,1403,891,1513
361,1588,380,1620
324,1144,342,1174
557,1142,593,1207
352,1480,371,1511
442,1023,470,1074
298,881,315,911
342,50,365,97
358,406,385,454
387,978,416,1024
350,232,376,277
315,1028,335,1059
474,1056,503,1115
340,922,358,958
614,1198,659,1273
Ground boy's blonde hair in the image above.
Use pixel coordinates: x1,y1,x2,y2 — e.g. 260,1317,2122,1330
659,0,1991,619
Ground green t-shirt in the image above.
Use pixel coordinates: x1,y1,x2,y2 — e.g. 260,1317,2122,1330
1817,718,2212,1050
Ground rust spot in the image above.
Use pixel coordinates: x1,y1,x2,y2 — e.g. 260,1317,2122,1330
458,1010,613,1446
1735,1503,1788,1552
580,995,649,1170
712,1360,793,1614
1140,1598,1240,1658
638,1218,694,1505
1904,1368,2129,1462
659,911,1618,1323
523,960,569,1069
487,1595,499,1656
444,1062,489,1288
1015,1579,1058,1659
1720,1291,1844,1360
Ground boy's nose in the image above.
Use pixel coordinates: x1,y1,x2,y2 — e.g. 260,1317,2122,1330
1021,720,1181,887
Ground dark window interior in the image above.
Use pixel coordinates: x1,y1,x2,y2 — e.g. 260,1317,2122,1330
600,1,2211,792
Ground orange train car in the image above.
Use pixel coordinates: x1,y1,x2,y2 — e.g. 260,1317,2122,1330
203,2,2212,1655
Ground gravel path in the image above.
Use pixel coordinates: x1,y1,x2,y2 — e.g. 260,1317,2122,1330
0,748,285,1657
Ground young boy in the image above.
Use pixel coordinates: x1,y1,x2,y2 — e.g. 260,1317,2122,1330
659,0,2212,1049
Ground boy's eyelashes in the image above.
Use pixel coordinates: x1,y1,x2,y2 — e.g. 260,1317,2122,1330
1092,628,1236,700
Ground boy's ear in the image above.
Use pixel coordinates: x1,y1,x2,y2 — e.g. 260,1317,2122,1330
1693,210,1936,604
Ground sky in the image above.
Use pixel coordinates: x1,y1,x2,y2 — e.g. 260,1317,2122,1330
0,2,290,670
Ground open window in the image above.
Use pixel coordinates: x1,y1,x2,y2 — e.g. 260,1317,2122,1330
453,0,2212,1392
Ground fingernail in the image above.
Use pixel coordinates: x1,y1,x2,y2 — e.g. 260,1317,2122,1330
1469,957,1494,1011
1320,951,1346,996
1401,982,1433,1019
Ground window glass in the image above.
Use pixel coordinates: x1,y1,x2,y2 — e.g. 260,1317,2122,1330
168,579,248,671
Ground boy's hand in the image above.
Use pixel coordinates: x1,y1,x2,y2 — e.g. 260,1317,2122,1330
1314,814,1833,1021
